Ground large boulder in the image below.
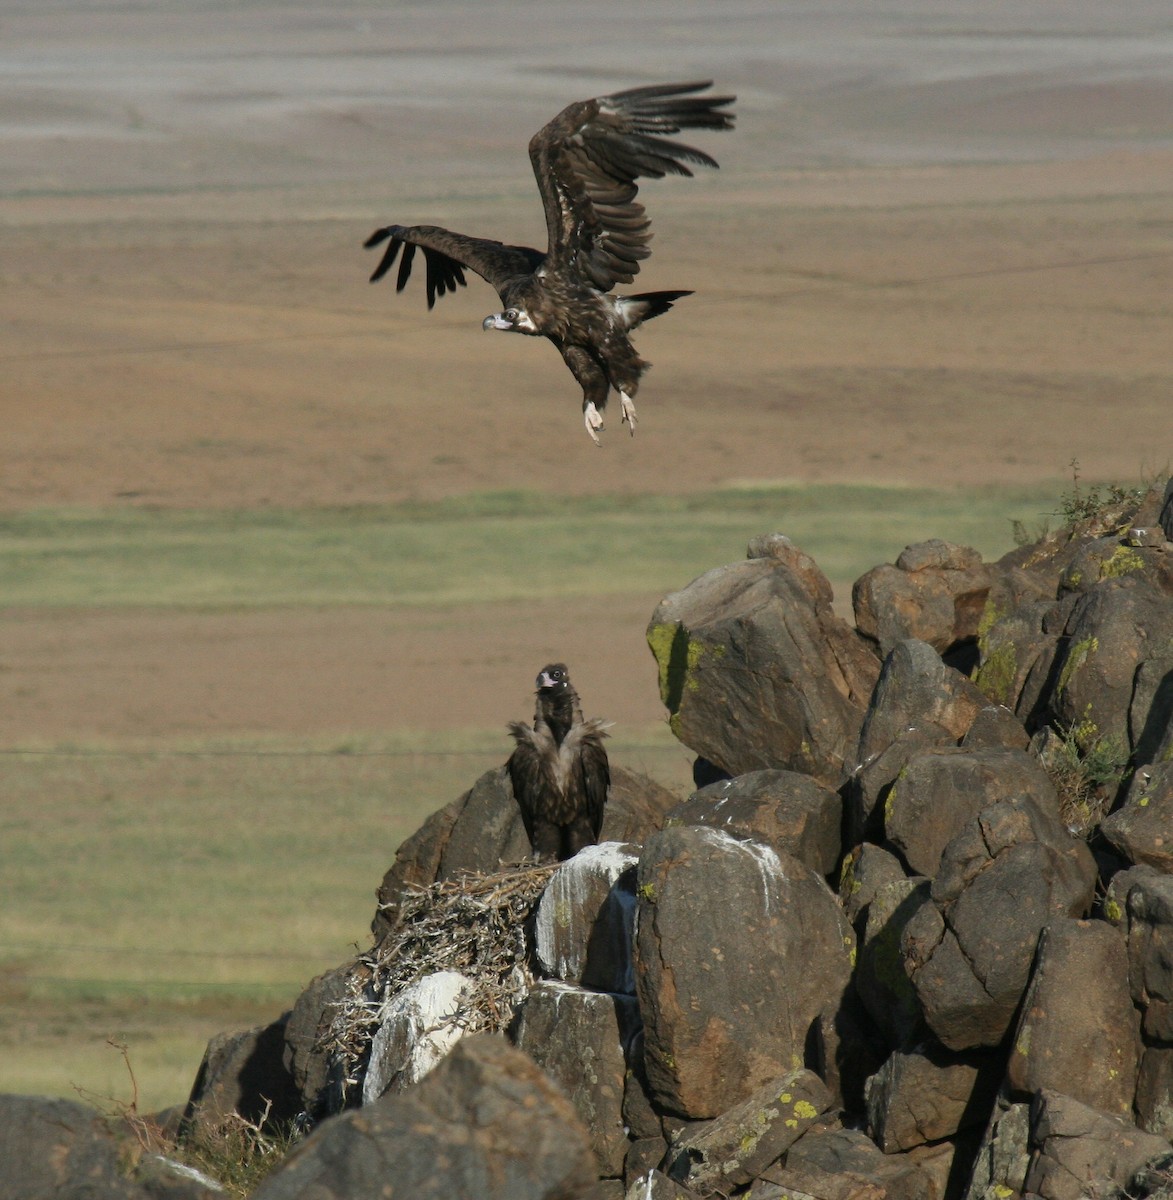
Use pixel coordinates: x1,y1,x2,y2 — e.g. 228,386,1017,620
901,796,1096,1049
664,769,843,878
252,1035,597,1200
962,1098,1032,1200
646,536,879,786
512,983,636,1179
1005,918,1139,1115
634,825,854,1118
283,960,357,1119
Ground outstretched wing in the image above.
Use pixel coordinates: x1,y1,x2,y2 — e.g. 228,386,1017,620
528,81,735,292
364,224,545,308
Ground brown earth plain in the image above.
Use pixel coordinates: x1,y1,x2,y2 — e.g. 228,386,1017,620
2,0,1173,1112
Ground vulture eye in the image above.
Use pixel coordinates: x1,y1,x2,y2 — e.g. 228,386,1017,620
505,309,519,320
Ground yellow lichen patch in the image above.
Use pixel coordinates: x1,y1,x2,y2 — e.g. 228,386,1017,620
975,641,1018,705
1015,1026,1031,1058
1104,897,1123,923
792,1100,818,1120
637,882,657,903
1101,545,1145,579
1057,636,1099,698
977,598,1007,654
995,1186,1015,1199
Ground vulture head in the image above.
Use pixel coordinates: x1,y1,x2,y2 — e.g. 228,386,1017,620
482,307,539,334
536,663,570,695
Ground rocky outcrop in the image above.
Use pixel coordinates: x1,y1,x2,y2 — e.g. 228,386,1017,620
35,477,1173,1200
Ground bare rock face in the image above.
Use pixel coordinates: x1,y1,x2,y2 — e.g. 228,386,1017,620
512,983,635,1178
647,539,879,786
865,1044,1002,1153
0,1095,153,1200
282,960,357,1119
252,1036,597,1200
665,769,844,878
853,539,992,658
534,842,640,993
634,825,854,1118
901,796,1097,1050
839,841,909,928
1047,576,1173,757
854,878,932,1050
1023,1089,1171,1200
883,745,1059,878
1005,918,1140,1116
1102,760,1173,872
1122,871,1173,1041
756,1125,935,1200
961,1098,1032,1200
664,1068,832,1195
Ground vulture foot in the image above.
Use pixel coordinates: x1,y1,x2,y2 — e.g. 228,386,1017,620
583,401,605,445
620,391,638,435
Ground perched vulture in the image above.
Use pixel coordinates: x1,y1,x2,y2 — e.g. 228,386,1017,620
507,663,611,862
365,81,735,442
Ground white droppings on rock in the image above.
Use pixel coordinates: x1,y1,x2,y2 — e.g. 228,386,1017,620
535,842,639,986
691,826,786,915
362,969,473,1104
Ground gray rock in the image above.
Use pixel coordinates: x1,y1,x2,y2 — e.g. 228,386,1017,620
282,960,356,1118
635,825,854,1118
534,842,640,992
625,1137,669,1191
853,540,992,657
1137,1046,1173,1138
962,1098,1032,1200
884,745,1058,878
371,796,462,940
623,1172,697,1200
838,841,909,929
902,796,1096,1050
512,982,635,1178
960,704,1031,752
1124,871,1173,1040
1005,918,1139,1115
0,1097,122,1198
854,878,932,1049
252,1035,596,1200
665,769,843,878
647,542,879,786
439,765,532,876
664,1068,831,1195
1102,761,1173,872
1047,577,1173,762
973,599,1058,717
757,1125,934,1200
182,1014,302,1140
598,769,681,846
1024,1089,1171,1200
865,1043,1002,1153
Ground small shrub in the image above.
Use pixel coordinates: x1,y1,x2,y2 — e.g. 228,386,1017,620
176,1104,303,1198
1054,459,1146,532
1038,723,1130,837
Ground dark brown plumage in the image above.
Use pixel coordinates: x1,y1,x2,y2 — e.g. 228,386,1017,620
507,663,610,862
364,81,734,442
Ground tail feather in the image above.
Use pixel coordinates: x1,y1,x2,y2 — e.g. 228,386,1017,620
615,289,693,329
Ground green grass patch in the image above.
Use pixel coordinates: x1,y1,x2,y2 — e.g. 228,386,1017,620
0,482,1066,609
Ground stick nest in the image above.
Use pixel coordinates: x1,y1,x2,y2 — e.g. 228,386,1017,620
320,860,558,1104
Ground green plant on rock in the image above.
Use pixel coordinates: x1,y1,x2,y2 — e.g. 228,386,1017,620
1054,459,1146,531
1039,722,1130,838
175,1105,304,1199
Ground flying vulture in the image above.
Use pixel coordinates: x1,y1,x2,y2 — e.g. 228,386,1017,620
365,81,735,442
507,663,611,862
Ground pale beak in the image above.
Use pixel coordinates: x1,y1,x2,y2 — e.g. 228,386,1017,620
483,313,512,331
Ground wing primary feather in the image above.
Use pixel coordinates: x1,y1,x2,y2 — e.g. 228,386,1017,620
367,234,402,283
395,241,417,293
